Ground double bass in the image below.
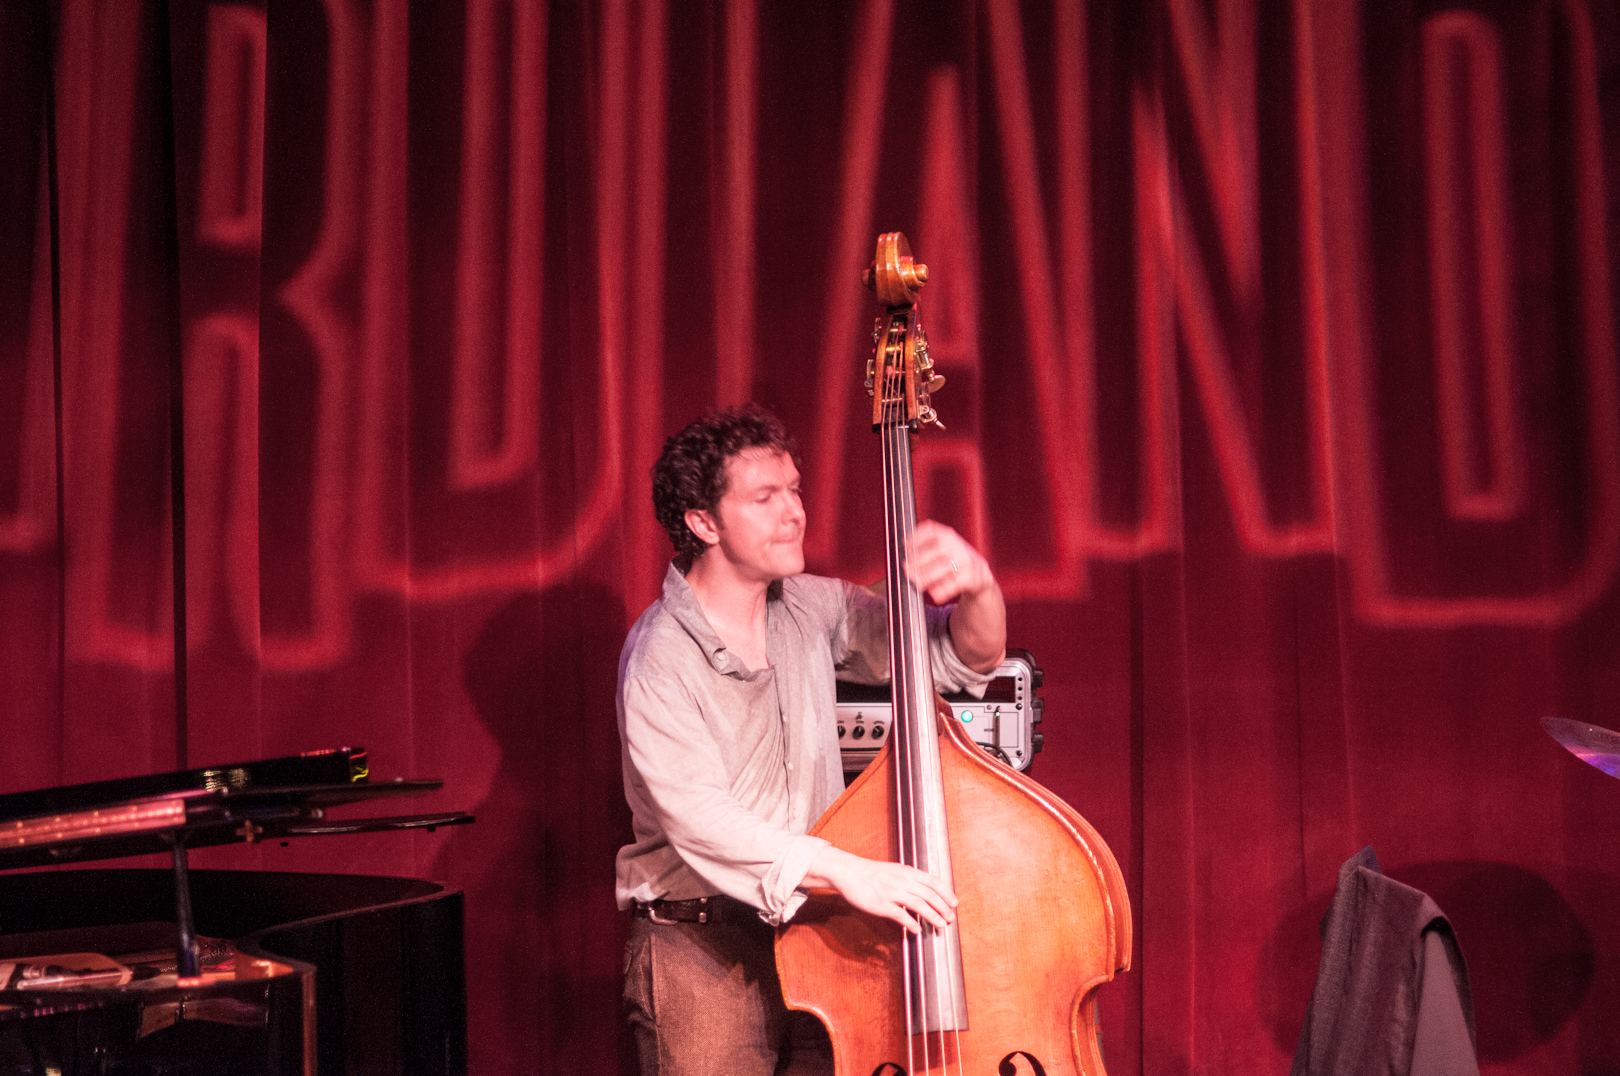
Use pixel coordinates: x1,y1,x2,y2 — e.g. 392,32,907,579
776,233,1131,1076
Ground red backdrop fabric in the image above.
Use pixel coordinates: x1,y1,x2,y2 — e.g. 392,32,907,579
3,1,1619,1073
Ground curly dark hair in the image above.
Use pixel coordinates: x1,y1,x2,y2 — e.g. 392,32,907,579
652,405,800,569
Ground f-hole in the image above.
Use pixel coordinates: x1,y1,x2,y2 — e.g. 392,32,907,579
870,1065,906,1076
998,1051,1050,1076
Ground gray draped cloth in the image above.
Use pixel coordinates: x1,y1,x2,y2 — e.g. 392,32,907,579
1291,847,1479,1076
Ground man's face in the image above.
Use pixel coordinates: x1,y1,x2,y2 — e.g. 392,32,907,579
702,448,805,581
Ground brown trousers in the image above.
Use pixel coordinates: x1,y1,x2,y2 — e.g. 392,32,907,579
623,914,833,1076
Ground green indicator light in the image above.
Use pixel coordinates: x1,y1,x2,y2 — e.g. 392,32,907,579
960,711,973,723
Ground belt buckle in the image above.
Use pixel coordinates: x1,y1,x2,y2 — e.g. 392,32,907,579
645,897,709,925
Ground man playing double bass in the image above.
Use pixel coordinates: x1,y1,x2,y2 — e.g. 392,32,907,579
616,405,1007,1075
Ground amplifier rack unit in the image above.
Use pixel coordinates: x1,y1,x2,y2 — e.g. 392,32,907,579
837,648,1044,778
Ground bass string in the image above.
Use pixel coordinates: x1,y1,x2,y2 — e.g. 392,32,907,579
881,354,964,1073
885,395,937,1074
882,369,934,1072
885,396,932,1075
896,393,963,1075
879,354,920,1076
897,376,965,1073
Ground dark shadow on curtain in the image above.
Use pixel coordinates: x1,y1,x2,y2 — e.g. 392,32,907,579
458,581,636,1075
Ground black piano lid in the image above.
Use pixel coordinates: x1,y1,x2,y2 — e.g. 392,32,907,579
0,749,471,872
0,748,368,823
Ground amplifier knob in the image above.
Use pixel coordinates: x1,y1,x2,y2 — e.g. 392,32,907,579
871,723,886,739
837,725,846,739
851,726,866,740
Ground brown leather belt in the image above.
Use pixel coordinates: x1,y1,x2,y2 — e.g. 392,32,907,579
631,895,757,925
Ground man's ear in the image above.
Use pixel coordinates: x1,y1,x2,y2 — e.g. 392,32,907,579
684,508,721,548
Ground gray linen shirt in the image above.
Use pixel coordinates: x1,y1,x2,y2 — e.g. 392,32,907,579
615,563,993,925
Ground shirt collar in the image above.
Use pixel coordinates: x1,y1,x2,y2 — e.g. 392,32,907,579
661,562,783,678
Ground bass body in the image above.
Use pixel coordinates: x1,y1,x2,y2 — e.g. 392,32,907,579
778,695,1129,1075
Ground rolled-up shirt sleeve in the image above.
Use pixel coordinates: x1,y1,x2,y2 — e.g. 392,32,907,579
620,670,828,923
830,580,996,696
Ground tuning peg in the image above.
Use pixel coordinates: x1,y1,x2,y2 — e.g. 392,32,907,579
924,375,946,394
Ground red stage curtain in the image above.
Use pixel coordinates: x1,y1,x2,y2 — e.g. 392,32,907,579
2,1,1618,1073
